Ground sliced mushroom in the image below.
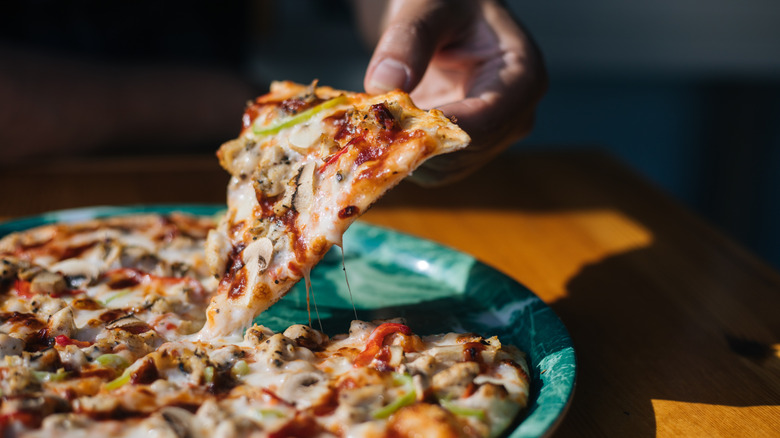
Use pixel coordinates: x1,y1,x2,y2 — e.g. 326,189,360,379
348,320,375,338
17,263,43,281
159,406,196,438
334,383,385,423
208,345,245,369
264,153,295,198
292,160,316,213
273,174,298,216
47,307,76,338
120,246,162,273
288,123,322,154
169,262,192,278
277,371,331,409
0,333,24,358
30,271,68,295
49,259,101,288
105,315,152,333
244,324,274,346
255,333,298,368
32,295,67,318
27,347,63,371
99,317,160,357
283,324,328,350
0,256,19,283
242,237,273,294
102,238,124,262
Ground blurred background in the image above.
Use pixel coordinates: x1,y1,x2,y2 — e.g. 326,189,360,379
2,0,780,268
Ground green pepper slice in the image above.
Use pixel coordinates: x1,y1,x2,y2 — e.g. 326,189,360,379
254,95,347,136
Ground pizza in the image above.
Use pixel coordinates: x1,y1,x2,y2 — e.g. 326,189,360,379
201,81,471,339
0,82,531,437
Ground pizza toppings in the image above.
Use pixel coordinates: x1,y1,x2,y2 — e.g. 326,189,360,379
0,81,530,436
253,95,348,136
371,373,416,419
354,322,413,368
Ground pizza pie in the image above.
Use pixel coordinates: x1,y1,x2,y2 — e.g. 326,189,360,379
0,82,531,437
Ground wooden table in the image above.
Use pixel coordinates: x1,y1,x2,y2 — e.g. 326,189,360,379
2,150,779,437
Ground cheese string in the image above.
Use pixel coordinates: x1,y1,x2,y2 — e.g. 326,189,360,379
303,269,323,332
340,246,359,320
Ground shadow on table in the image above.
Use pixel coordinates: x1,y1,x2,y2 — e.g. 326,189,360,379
551,246,780,437
376,150,780,436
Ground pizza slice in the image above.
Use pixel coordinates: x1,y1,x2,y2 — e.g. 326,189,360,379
200,81,470,338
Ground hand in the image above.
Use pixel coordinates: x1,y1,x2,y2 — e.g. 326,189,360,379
362,0,547,185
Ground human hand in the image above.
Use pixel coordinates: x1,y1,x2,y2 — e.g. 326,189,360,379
362,0,547,185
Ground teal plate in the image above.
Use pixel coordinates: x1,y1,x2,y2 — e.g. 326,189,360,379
0,205,575,438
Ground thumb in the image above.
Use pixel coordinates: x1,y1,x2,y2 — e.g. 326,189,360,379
364,0,460,94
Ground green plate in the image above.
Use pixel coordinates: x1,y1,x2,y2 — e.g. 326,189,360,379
0,205,575,438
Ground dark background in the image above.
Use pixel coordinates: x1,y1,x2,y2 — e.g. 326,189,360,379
3,0,780,269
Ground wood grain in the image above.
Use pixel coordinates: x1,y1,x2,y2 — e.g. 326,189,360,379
1,150,778,437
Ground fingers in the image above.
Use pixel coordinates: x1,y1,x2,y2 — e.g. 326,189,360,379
364,0,467,94
412,3,547,186
365,0,548,186
441,3,546,140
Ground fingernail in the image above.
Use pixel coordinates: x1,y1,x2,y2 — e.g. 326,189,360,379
369,58,410,92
